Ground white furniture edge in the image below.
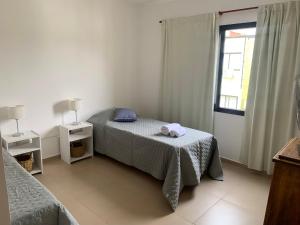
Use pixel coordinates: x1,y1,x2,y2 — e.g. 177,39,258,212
2,130,40,144
2,130,43,175
61,122,93,130
0,133,11,225
60,122,93,164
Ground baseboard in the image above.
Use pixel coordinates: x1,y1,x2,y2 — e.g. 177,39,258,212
43,154,61,162
221,157,246,167
221,157,271,177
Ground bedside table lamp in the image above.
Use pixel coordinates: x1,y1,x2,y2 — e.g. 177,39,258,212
70,98,81,125
9,105,25,137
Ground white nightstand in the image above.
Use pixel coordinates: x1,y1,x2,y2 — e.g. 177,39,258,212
59,122,93,164
1,131,43,175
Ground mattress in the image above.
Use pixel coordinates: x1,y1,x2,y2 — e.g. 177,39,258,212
2,149,79,225
88,109,223,210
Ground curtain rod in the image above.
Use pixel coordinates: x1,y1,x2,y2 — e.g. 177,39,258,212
159,6,258,23
219,6,258,15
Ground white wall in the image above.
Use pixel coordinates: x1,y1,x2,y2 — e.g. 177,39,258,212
136,0,289,162
0,0,139,158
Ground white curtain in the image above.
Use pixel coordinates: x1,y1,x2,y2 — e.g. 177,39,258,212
241,1,300,174
160,13,218,133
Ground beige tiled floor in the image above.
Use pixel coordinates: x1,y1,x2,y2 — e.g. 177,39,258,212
36,156,271,225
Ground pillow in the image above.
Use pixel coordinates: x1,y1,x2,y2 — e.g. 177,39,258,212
113,108,137,122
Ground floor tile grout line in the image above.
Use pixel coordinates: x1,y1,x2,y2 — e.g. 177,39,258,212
73,197,111,224
192,198,223,224
193,189,230,221
40,157,269,225
39,177,110,225
179,188,229,224
220,197,265,216
176,212,196,225
76,201,110,225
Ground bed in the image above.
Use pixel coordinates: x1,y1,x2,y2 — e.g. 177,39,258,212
2,149,79,225
88,109,223,210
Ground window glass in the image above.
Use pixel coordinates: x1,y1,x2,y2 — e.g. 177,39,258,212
216,25,256,113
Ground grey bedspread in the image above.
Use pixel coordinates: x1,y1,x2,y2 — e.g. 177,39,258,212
2,150,79,225
88,109,223,210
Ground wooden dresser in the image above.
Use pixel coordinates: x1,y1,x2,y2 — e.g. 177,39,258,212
264,138,300,225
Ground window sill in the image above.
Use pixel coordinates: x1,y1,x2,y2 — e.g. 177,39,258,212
214,107,245,116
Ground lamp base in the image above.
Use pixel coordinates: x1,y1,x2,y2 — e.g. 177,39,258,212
72,122,81,126
12,132,24,137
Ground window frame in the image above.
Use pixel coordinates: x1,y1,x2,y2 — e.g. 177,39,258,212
214,22,257,116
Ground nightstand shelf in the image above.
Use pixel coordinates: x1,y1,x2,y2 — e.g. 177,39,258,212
9,148,41,157
8,144,41,156
69,133,91,142
70,152,93,163
30,167,42,175
59,122,93,164
1,131,43,175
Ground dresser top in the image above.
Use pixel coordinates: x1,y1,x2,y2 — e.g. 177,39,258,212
274,138,300,165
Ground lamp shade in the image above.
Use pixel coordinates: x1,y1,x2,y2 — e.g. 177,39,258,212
69,98,81,111
9,105,25,120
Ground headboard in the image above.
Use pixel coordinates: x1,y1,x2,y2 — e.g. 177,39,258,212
0,133,10,225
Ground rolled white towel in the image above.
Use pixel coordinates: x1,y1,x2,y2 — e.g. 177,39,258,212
161,123,181,136
170,126,186,138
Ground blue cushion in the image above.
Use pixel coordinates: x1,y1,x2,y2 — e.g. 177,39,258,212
113,108,137,122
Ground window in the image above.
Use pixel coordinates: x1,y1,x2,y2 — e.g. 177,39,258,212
215,22,256,116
